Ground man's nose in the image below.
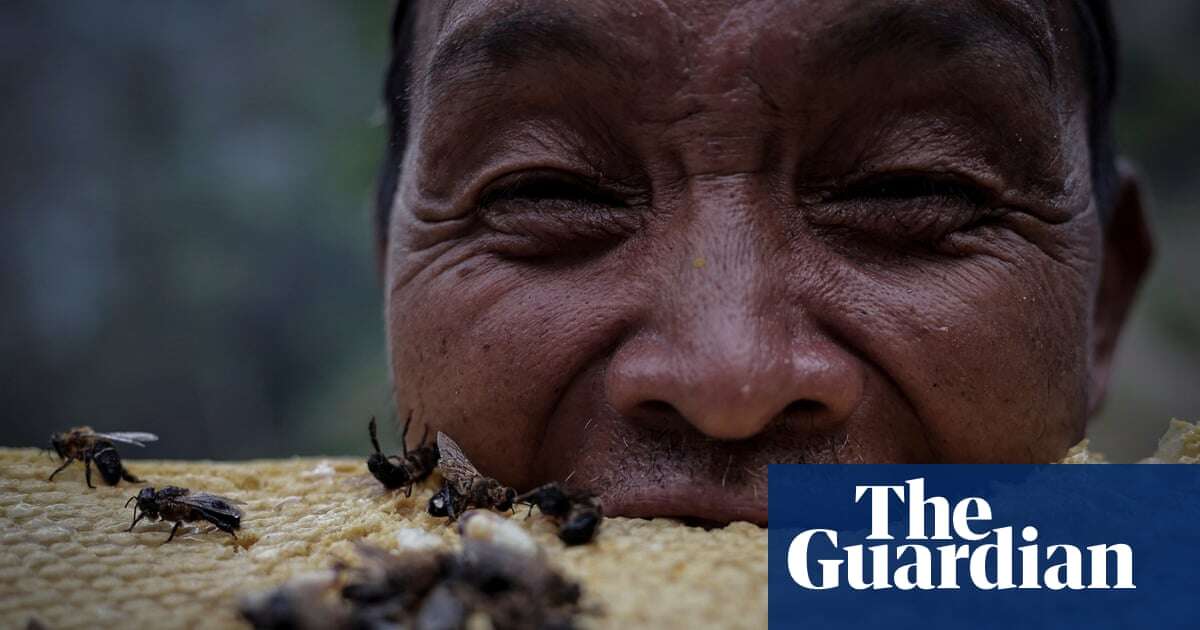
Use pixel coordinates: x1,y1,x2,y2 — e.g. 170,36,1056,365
605,177,864,441
606,308,864,440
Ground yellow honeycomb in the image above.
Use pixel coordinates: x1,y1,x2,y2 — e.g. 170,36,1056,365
0,451,765,629
3,419,1195,629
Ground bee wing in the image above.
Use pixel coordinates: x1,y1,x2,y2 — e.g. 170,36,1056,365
92,431,159,447
176,492,245,517
436,432,481,492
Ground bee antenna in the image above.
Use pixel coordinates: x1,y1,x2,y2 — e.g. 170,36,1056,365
400,411,413,456
368,417,383,454
125,496,137,508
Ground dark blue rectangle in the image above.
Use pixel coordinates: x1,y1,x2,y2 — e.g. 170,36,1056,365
768,465,1200,629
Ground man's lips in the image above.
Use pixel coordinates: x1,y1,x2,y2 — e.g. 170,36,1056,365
599,481,769,525
534,412,773,526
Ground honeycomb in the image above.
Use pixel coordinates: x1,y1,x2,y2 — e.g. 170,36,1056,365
2,419,1195,629
0,451,765,629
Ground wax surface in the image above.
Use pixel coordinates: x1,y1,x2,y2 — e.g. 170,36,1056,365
3,419,1196,629
0,450,765,629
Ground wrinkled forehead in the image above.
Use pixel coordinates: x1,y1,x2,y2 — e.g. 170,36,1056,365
384,0,1094,214
409,0,1080,102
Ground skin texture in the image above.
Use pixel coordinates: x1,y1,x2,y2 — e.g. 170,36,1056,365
382,0,1152,524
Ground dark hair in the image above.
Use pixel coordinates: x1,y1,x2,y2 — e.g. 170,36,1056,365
376,0,1120,240
1072,0,1120,220
376,2,419,248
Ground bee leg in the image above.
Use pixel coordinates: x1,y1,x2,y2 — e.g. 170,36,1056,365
369,416,384,455
47,457,74,481
83,453,96,489
128,512,144,532
210,521,238,540
525,504,535,520
400,411,412,456
121,467,142,483
405,483,413,498
165,521,181,543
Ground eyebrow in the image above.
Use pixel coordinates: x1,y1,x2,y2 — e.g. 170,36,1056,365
824,1,1057,89
420,0,1060,129
424,6,615,91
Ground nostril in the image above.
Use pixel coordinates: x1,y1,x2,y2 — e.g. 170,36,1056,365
636,399,679,419
780,398,845,433
783,399,825,416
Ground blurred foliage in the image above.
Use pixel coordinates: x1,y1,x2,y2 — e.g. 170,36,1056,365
0,1,394,458
1089,3,1200,460
0,2,1195,460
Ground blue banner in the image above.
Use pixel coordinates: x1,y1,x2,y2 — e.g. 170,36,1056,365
768,465,1200,629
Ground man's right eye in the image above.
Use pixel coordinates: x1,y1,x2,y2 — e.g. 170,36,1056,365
475,171,643,259
478,171,623,209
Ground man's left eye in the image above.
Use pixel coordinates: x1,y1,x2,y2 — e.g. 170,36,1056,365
842,173,988,207
476,171,643,259
804,172,997,247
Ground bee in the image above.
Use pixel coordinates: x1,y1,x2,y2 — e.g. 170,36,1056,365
238,570,344,630
427,482,468,520
125,486,243,543
48,426,158,488
340,543,453,615
366,414,439,496
431,432,517,520
241,536,591,630
516,483,603,545
454,525,587,630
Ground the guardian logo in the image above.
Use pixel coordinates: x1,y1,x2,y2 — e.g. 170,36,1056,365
788,478,1135,591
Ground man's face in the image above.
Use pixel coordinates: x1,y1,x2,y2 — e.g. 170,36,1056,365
384,0,1145,523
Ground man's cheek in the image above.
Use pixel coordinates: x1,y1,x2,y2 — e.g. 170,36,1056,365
834,253,1090,462
388,257,630,485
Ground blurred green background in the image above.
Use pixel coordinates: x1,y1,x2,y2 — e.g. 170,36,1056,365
0,2,1196,461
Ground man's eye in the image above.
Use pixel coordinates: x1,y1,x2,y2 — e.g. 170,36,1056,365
804,172,997,251
479,172,623,209
837,173,988,207
476,171,642,259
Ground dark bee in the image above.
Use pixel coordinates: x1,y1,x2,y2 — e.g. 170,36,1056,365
366,414,439,496
427,482,468,519
340,543,453,616
238,571,345,630
126,486,243,543
516,483,603,545
431,432,517,520
48,426,158,488
451,527,586,630
241,534,590,630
